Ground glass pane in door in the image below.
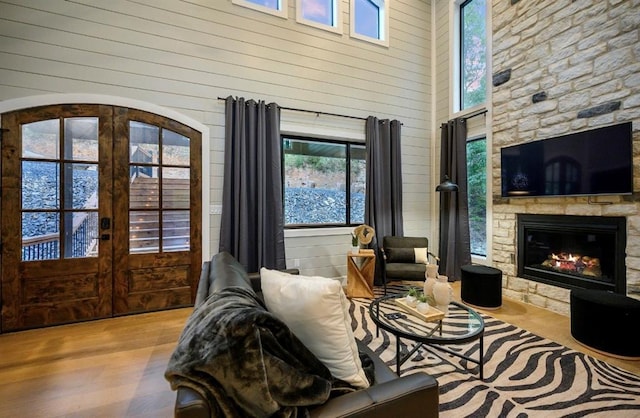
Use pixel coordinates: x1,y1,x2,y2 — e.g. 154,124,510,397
64,117,99,160
162,167,189,209
129,210,160,253
163,210,190,252
130,122,159,164
129,167,159,209
22,212,60,261
20,117,100,261
67,163,99,209
22,161,60,210
22,119,59,159
162,130,190,165
65,211,99,258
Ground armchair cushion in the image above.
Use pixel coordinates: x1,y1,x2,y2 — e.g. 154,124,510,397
385,263,428,280
386,247,429,264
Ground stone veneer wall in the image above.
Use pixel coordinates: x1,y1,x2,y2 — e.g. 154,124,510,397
491,0,640,315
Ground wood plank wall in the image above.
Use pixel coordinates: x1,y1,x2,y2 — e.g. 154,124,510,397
0,0,433,278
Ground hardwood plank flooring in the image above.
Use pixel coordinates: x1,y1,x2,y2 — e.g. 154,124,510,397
0,284,638,417
0,308,191,418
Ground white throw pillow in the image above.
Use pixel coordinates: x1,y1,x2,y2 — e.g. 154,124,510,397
414,247,429,264
260,268,370,389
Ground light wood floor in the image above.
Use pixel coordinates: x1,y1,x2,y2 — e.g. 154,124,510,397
1,283,638,418
0,308,192,418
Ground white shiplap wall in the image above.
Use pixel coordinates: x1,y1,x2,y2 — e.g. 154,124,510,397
433,0,452,249
0,0,433,277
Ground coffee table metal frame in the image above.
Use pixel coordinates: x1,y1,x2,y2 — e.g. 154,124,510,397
369,294,485,379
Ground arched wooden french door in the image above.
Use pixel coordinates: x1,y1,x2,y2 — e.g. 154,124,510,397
0,104,201,332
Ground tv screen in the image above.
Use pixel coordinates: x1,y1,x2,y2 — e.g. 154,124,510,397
501,122,633,197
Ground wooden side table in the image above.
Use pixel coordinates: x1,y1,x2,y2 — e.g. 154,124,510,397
346,251,376,298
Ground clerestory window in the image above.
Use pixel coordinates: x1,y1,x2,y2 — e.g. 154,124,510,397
350,0,389,46
296,0,342,34
459,0,487,110
232,0,288,19
282,136,365,227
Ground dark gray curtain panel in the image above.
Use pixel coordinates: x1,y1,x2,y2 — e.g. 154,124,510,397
219,96,286,272
438,118,471,281
365,117,403,285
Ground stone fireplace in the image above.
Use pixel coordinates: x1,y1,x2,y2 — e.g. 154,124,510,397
489,1,640,315
517,214,626,294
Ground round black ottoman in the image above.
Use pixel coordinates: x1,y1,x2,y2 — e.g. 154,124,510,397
570,288,640,358
460,265,502,309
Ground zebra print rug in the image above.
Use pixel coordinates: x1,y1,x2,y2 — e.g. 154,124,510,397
349,285,640,417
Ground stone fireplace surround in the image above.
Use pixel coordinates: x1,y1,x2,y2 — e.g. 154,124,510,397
492,198,640,316
490,0,640,316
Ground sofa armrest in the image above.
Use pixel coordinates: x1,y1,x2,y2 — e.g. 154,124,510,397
193,261,211,308
175,372,438,418
175,387,210,418
247,268,300,294
309,372,439,418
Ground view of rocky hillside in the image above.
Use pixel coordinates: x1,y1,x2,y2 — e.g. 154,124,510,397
284,167,365,225
22,162,98,237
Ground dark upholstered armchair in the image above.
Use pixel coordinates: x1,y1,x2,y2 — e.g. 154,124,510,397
381,236,438,293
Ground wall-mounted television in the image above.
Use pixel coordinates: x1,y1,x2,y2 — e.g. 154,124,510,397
501,122,633,198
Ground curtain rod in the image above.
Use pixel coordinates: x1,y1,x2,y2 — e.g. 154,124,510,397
279,106,367,121
442,109,487,127
461,108,487,121
217,96,367,121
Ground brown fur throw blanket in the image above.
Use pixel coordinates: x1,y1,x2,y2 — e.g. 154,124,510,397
165,287,362,417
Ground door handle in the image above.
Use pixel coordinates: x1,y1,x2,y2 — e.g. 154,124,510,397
101,234,110,241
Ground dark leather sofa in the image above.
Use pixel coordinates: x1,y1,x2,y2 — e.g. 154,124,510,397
172,252,439,418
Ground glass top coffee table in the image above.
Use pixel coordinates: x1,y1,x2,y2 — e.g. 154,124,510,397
369,293,485,379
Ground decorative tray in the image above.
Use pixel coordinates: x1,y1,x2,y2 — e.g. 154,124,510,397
394,298,445,322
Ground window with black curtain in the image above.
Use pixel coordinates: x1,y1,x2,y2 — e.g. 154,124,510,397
282,136,366,227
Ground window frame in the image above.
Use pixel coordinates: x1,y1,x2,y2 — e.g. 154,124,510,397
296,0,342,35
455,0,487,112
296,0,343,34
281,135,366,229
349,0,389,47
465,134,487,258
232,0,288,19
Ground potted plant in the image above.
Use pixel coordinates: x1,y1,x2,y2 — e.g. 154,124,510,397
405,287,419,307
416,292,430,314
351,234,359,254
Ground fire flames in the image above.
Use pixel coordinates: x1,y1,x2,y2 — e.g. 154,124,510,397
541,252,602,277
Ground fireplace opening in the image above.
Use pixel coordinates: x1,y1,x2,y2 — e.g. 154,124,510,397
517,214,626,293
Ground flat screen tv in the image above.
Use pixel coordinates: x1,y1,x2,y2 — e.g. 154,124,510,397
501,122,633,197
